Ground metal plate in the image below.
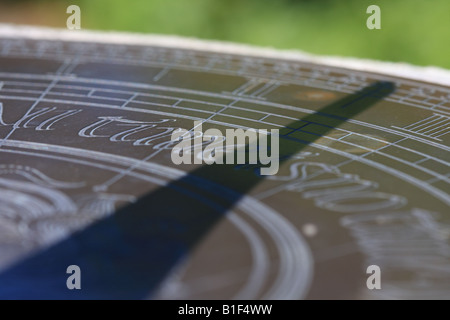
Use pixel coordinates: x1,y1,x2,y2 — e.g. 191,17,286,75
0,35,448,299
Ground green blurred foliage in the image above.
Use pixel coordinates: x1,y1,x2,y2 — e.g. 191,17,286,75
4,0,450,68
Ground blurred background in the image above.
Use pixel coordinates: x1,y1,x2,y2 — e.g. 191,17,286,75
0,0,449,69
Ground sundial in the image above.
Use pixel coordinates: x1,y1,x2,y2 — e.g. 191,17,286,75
0,26,448,299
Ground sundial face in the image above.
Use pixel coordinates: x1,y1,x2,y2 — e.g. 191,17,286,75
0,34,448,299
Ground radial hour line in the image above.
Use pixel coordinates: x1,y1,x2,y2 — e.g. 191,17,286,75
95,98,241,191
0,78,58,148
0,58,77,148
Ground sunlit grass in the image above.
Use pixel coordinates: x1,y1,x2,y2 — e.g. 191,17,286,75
4,0,450,69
